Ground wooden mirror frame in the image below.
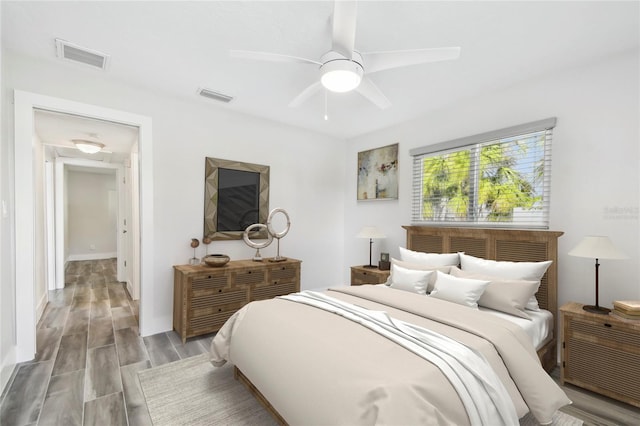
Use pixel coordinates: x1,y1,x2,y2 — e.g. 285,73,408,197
204,157,270,241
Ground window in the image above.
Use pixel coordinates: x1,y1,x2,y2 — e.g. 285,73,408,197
411,118,555,228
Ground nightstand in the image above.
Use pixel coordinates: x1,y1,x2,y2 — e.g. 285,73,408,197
560,302,640,408
350,265,390,286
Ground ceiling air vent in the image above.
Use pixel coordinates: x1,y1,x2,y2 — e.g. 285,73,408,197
198,88,234,103
55,39,109,70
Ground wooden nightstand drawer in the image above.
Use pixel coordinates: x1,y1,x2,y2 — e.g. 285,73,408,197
561,302,640,408
568,316,640,352
350,265,390,285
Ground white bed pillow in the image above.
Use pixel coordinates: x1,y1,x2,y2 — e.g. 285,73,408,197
386,258,452,293
459,253,552,311
399,247,460,267
450,267,537,319
429,271,490,308
388,264,434,295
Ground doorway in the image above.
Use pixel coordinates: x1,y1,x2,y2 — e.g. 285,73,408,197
13,90,154,362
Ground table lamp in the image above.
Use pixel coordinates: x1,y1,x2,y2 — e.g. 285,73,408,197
356,226,386,268
568,235,627,314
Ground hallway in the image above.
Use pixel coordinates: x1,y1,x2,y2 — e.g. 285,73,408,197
0,259,214,426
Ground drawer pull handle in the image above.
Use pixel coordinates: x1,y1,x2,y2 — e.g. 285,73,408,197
218,308,222,312
247,271,252,274
218,289,222,293
604,323,612,328
274,280,278,284
208,275,212,279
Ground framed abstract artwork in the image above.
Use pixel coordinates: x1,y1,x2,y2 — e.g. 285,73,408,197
357,143,398,200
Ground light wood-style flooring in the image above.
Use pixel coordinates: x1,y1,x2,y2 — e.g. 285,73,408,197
0,259,214,426
1,259,639,425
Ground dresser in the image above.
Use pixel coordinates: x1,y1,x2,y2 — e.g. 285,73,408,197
350,265,390,285
173,258,301,343
561,302,640,408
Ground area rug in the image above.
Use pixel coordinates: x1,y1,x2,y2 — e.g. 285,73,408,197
139,353,583,426
138,353,276,426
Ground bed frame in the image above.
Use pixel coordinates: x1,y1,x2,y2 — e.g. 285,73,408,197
403,226,563,372
235,226,564,424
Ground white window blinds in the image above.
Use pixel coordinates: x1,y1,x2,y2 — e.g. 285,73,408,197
411,118,556,228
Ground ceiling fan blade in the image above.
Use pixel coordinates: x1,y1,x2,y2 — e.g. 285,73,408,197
331,0,358,59
230,50,321,66
356,77,391,109
288,81,323,108
362,47,461,74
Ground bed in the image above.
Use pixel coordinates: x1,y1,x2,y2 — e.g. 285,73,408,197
402,226,563,373
211,226,568,425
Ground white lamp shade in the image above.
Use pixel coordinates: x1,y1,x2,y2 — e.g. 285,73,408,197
356,226,386,239
568,236,627,260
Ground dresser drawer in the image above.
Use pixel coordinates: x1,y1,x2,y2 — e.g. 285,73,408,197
269,264,299,283
189,310,236,335
190,289,247,317
191,273,229,297
233,268,266,286
251,282,297,301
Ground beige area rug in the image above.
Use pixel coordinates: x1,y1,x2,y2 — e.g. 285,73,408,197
139,353,583,426
138,353,277,426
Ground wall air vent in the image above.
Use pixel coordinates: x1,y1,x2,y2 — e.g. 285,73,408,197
198,88,234,103
55,39,109,70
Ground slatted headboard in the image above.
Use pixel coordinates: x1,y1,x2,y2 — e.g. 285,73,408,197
403,226,564,371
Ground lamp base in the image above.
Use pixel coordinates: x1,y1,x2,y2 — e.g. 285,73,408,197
583,305,611,315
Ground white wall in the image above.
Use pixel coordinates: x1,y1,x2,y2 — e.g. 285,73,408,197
344,49,640,312
0,3,13,391
2,50,346,338
66,170,117,259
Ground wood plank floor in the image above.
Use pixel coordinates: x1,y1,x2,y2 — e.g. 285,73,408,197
0,259,214,426
1,259,639,425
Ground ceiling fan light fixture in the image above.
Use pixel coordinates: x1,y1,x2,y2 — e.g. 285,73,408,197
73,139,105,154
320,60,363,93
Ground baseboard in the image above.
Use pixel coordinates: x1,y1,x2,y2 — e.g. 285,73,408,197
36,291,48,323
125,280,136,300
67,252,117,261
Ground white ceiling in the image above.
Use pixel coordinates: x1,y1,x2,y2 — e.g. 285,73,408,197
35,109,139,163
3,1,639,144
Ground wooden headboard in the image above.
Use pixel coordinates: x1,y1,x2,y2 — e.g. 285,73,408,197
403,226,564,371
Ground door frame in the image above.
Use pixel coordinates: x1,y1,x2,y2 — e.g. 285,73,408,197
14,90,154,361
52,158,125,290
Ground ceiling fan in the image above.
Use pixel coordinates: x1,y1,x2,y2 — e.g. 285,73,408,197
230,0,460,110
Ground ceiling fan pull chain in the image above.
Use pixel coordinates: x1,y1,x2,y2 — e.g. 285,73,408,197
324,89,329,121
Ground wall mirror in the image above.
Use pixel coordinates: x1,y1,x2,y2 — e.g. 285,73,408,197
204,157,270,240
